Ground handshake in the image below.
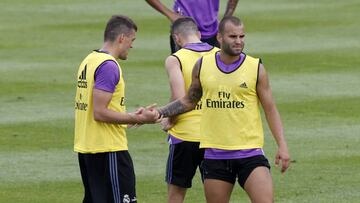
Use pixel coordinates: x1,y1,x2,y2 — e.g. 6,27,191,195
128,104,174,131
128,104,162,125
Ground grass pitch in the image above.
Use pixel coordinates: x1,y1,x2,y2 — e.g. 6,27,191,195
0,0,359,202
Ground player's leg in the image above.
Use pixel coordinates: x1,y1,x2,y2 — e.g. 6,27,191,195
244,166,273,203
78,153,93,203
111,151,137,203
204,179,234,203
168,184,187,203
166,142,187,203
238,155,272,203
201,159,236,203
79,152,112,203
166,141,201,203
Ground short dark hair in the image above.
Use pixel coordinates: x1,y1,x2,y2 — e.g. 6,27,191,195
104,15,137,42
218,16,242,34
171,17,199,36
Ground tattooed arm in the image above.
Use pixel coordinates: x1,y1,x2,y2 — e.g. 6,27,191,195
158,59,203,118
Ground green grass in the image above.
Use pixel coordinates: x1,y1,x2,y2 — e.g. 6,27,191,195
1,0,359,202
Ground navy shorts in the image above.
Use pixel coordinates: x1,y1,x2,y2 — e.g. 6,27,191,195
200,155,271,188
166,141,205,188
78,151,137,203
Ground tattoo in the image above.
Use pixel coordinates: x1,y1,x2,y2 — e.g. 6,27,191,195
188,58,203,103
188,84,202,103
158,58,203,118
158,100,187,118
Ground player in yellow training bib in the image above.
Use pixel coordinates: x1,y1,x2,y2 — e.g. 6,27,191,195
74,15,158,203
155,16,290,203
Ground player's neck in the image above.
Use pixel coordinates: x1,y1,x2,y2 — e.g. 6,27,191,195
101,43,118,59
219,51,240,65
182,35,201,47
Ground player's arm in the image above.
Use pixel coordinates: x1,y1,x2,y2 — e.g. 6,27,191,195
93,89,158,124
145,0,182,22
224,0,239,17
92,62,158,124
158,58,203,117
166,55,186,101
257,63,290,173
161,55,186,130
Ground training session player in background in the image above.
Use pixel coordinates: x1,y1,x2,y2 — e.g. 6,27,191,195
161,17,219,203
145,0,239,53
74,15,159,203
155,16,290,203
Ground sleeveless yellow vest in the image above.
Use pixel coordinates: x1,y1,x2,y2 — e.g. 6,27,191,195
168,46,219,142
74,51,127,153
199,52,264,150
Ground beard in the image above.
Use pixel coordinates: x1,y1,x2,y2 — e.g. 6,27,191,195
222,42,243,56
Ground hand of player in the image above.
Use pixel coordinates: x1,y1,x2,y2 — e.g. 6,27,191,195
160,117,174,132
137,104,162,124
128,107,145,128
168,12,183,23
275,145,290,174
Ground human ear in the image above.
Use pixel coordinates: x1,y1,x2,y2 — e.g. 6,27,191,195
117,34,125,43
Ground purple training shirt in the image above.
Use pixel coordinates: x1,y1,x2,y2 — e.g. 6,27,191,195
205,148,264,159
168,135,183,145
94,60,120,93
183,42,214,52
173,0,219,39
215,51,246,73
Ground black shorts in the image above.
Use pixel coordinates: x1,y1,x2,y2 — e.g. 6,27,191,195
200,155,271,188
78,151,137,203
170,34,220,53
166,141,205,188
